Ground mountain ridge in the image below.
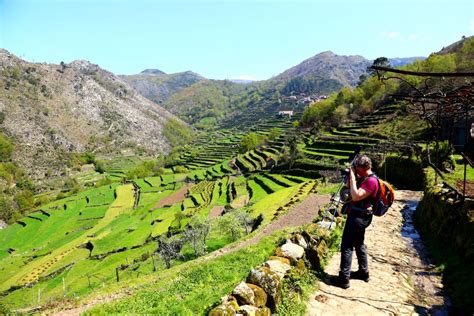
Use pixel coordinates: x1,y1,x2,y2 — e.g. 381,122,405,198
0,49,181,180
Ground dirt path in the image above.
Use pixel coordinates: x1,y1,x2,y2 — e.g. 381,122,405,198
306,190,450,316
206,193,330,259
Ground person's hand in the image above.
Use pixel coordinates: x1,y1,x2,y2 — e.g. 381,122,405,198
349,166,357,187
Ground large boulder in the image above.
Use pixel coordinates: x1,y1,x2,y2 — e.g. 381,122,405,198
263,260,291,279
247,267,281,311
279,242,305,263
268,256,291,265
247,283,267,308
232,281,255,306
292,233,308,249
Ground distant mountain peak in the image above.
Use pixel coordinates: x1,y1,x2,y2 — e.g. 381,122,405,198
274,51,370,87
140,69,166,76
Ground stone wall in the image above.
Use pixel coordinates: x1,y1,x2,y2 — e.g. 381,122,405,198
209,225,335,315
414,170,474,313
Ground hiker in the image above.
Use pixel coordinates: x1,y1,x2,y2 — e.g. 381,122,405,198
330,154,379,289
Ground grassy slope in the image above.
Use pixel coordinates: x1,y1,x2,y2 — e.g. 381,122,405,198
87,232,284,314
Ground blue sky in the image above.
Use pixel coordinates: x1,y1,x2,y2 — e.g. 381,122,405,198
0,0,473,80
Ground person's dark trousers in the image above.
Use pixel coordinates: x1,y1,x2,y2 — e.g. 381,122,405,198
339,213,373,278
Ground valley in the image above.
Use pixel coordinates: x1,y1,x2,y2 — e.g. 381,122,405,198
0,36,472,314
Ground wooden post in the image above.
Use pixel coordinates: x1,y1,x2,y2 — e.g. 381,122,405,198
63,277,66,294
151,254,156,272
116,267,119,282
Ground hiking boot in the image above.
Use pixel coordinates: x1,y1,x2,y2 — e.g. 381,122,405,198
350,270,369,282
329,274,350,289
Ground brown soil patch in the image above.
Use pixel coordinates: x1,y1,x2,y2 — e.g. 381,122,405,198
153,183,194,209
208,206,225,218
456,180,474,197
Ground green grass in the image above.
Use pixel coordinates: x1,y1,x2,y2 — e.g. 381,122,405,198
444,154,474,191
249,183,303,223
87,232,284,314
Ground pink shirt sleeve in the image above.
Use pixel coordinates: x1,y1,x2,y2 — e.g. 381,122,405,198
360,176,379,203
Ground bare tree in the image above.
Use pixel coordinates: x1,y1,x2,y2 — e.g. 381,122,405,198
184,218,211,258
155,236,184,269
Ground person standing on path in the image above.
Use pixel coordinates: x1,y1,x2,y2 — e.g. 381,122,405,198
330,155,379,289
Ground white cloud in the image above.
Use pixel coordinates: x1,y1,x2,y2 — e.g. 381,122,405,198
408,33,418,41
386,32,400,39
470,20,474,33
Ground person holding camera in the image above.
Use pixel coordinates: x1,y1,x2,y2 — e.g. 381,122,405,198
330,154,379,289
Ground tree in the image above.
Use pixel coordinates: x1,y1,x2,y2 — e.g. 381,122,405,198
184,218,211,258
239,132,267,153
217,212,245,241
368,57,390,76
155,236,184,269
0,195,16,223
233,209,253,234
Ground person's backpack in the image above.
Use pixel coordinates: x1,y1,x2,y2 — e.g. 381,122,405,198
371,176,395,216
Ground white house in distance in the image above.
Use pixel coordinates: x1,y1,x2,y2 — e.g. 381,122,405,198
278,110,294,118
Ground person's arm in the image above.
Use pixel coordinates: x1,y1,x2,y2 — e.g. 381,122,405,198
349,167,371,202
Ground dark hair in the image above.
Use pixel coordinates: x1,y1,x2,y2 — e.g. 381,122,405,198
353,155,372,169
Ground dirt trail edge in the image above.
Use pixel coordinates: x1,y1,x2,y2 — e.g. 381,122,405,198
52,193,329,315
306,190,450,316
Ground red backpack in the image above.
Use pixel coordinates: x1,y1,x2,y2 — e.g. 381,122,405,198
371,176,395,216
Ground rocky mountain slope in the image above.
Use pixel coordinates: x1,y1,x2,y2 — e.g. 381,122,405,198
120,69,205,105
272,51,371,87
0,49,179,180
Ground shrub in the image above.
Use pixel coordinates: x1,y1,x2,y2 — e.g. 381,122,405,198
0,195,16,223
0,134,13,162
174,166,189,174
14,190,35,212
95,161,105,174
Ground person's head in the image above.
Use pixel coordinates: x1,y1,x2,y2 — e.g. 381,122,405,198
352,155,372,175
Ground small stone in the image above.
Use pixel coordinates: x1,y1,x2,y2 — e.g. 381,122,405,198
247,267,281,311
233,281,255,306
247,283,267,308
209,295,239,316
268,256,291,265
280,242,305,262
239,305,258,316
263,259,291,279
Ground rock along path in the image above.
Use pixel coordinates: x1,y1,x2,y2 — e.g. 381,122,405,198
306,190,450,316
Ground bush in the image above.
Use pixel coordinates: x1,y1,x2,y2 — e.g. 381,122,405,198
174,166,189,174
95,161,106,174
14,190,35,212
163,118,194,148
95,177,113,187
0,134,13,162
0,195,16,223
239,132,267,153
82,151,96,164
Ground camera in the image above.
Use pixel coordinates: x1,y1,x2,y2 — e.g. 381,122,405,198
340,168,350,177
